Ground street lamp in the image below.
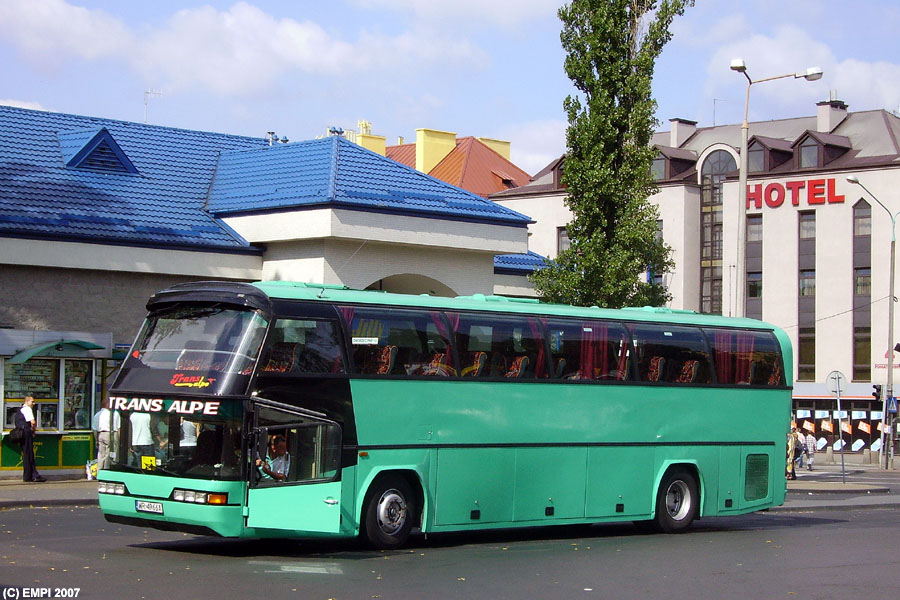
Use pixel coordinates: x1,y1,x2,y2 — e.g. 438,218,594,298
847,174,897,469
730,59,823,318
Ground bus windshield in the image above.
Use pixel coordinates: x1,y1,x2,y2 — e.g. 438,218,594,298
111,408,244,481
114,305,269,396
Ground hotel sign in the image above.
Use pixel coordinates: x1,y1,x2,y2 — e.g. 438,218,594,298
746,177,845,209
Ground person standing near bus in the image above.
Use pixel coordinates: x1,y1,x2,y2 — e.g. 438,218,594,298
92,399,121,470
16,396,46,482
130,412,155,466
804,430,817,471
795,429,807,469
786,428,798,480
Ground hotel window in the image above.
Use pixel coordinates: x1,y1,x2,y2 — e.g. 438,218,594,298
853,326,871,381
747,272,762,299
701,266,723,314
747,214,763,242
701,150,736,208
798,327,816,381
701,211,723,260
853,200,871,236
799,137,818,168
798,212,816,239
651,154,666,180
799,270,816,296
700,150,735,315
557,227,571,254
748,144,765,173
854,268,871,296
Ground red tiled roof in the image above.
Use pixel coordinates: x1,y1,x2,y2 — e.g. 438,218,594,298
385,143,415,168
430,137,531,197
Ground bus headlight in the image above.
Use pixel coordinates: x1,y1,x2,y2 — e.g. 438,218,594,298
173,489,212,504
98,482,126,495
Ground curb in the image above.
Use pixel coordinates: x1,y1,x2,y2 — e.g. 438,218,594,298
786,487,892,495
770,501,900,513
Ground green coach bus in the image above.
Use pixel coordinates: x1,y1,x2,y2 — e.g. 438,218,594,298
98,280,792,548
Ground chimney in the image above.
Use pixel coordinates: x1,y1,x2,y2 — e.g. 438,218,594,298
415,128,457,173
669,118,697,148
476,137,511,160
356,133,386,156
816,99,848,133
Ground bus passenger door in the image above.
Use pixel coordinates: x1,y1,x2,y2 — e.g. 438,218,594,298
246,401,343,534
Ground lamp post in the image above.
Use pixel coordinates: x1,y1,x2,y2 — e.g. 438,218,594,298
729,59,823,318
847,175,896,469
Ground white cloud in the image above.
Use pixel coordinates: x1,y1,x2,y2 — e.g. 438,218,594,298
700,22,900,120
350,0,560,29
133,3,359,95
830,58,900,114
703,26,835,119
0,0,131,68
672,13,749,49
0,0,488,97
502,118,566,175
0,99,47,111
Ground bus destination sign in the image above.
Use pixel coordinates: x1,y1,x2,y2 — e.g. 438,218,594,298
110,396,222,416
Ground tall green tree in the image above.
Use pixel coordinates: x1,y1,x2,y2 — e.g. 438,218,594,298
532,0,690,308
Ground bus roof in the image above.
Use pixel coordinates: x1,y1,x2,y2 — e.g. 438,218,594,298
250,281,780,332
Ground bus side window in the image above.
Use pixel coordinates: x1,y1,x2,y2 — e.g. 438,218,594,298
628,324,712,384
546,319,629,381
262,319,345,374
347,308,452,376
704,328,784,386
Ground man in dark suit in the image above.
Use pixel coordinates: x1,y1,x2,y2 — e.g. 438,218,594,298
15,396,46,482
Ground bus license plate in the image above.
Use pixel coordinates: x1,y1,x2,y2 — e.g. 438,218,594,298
135,500,164,515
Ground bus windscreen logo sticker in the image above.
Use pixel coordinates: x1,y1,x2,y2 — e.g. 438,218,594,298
170,373,216,389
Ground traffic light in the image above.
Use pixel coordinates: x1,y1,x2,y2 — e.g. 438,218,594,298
873,384,882,401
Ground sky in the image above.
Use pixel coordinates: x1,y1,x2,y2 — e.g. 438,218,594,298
1,0,899,175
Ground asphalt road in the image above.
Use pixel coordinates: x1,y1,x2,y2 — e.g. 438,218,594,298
1,505,899,600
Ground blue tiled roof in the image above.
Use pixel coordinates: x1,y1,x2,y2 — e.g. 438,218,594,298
0,105,267,250
207,136,532,226
57,128,104,165
493,250,548,275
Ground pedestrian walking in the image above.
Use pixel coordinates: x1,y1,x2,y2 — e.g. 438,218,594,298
15,396,46,482
786,428,798,480
804,429,817,470
796,429,807,469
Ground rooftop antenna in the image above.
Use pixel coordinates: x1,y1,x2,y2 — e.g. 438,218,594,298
143,89,163,124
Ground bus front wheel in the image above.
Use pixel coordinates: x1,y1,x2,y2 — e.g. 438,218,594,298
363,476,416,549
655,468,699,533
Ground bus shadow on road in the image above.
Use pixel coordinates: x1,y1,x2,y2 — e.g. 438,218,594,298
130,512,847,558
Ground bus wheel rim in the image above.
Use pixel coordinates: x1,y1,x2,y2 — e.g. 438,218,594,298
665,480,690,520
376,489,407,534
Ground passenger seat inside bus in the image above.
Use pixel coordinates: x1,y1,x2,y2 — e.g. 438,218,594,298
646,356,665,382
674,359,700,383
356,345,397,375
505,355,529,378
461,351,486,377
262,342,296,373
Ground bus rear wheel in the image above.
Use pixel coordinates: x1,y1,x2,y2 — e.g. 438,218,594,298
655,468,699,533
363,476,415,549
